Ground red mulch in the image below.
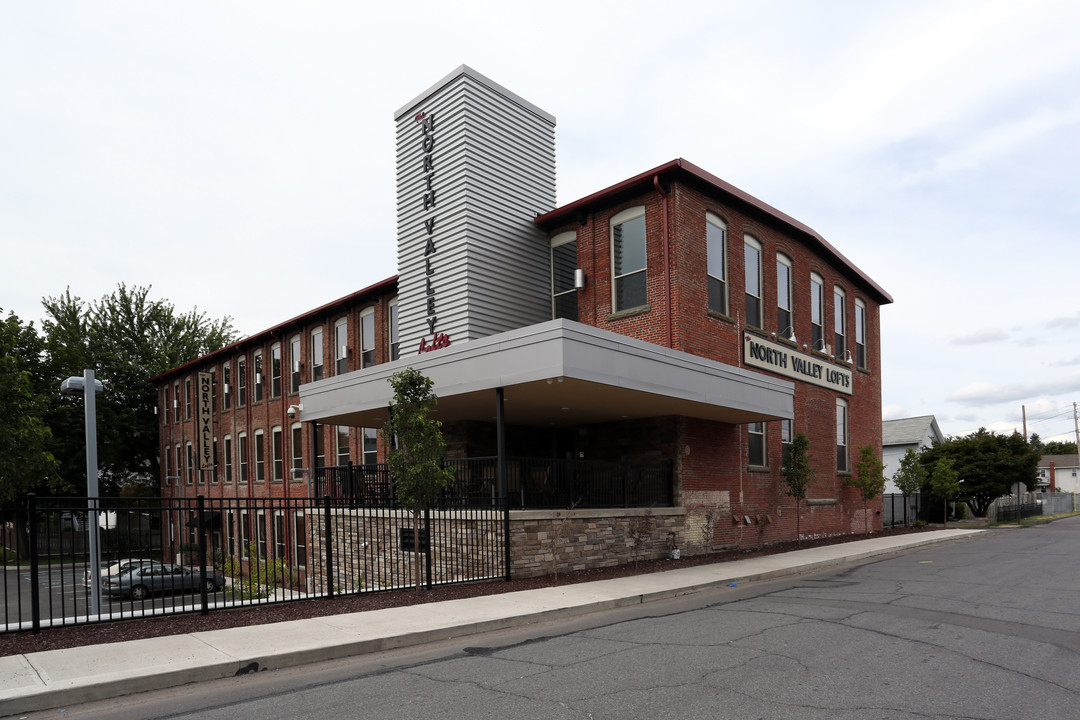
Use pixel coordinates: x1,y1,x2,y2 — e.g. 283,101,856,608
0,527,931,657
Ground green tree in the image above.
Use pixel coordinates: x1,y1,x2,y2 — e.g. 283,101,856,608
781,432,815,546
919,429,1038,518
928,457,960,527
1028,432,1044,453
893,448,927,498
383,368,455,591
0,310,62,500
41,284,236,495
1042,440,1078,456
846,445,886,535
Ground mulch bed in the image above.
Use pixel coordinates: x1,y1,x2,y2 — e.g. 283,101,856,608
0,526,933,657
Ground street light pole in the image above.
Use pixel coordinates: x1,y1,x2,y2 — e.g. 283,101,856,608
61,369,105,617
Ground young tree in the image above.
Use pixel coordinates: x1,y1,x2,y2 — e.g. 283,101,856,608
781,432,815,546
383,368,456,591
929,457,960,527
846,445,886,535
892,447,927,527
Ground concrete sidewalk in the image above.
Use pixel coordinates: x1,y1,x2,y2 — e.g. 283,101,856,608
0,529,982,715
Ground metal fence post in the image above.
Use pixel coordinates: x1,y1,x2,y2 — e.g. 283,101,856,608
323,496,333,598
197,495,209,616
28,494,41,635
424,506,433,590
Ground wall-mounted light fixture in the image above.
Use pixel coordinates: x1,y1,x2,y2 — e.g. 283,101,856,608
771,326,797,343
838,350,854,365
574,269,585,290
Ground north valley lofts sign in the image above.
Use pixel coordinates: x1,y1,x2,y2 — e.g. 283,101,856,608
743,333,853,395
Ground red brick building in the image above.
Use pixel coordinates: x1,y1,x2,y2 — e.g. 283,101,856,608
155,67,890,572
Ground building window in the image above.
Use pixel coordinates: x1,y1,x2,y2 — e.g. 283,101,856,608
274,510,286,562
363,427,378,466
748,422,766,467
611,207,647,312
163,386,171,424
833,286,846,358
211,436,219,484
336,426,350,465
777,253,793,338
272,426,283,482
240,510,250,558
744,235,763,329
293,511,307,568
810,273,824,351
389,298,400,361
184,378,192,419
253,349,264,403
270,343,282,398
256,509,267,559
238,432,248,482
311,327,324,382
254,429,265,482
707,213,727,315
174,444,181,487
173,382,180,423
781,419,793,467
837,398,849,473
186,442,194,485
289,335,301,393
334,316,348,376
237,356,247,406
291,423,303,478
551,231,578,321
360,309,375,367
315,425,325,468
223,363,232,410
163,445,170,486
224,435,233,484
855,299,867,369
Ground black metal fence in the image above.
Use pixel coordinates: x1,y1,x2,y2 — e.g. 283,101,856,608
315,457,675,509
1,493,508,635
881,493,926,528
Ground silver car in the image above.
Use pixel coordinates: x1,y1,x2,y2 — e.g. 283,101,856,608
102,561,225,600
84,559,153,589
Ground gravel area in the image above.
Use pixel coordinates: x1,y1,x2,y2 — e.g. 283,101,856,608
0,527,932,657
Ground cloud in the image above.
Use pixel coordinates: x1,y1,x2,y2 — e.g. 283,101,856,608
882,405,907,421
1049,356,1080,368
951,329,1009,346
948,370,1080,405
1046,313,1080,330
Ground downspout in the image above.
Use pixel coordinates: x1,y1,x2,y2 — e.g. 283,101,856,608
653,175,673,348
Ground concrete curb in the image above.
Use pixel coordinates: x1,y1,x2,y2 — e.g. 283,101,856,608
0,529,983,716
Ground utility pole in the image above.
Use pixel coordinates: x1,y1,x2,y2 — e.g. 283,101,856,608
1022,405,1028,441
1073,402,1079,512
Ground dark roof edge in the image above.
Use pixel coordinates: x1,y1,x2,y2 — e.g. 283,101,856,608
535,158,892,305
152,275,399,382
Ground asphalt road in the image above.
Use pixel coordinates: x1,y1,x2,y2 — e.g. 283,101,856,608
44,519,1080,719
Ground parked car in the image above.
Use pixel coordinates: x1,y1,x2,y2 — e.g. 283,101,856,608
84,559,154,589
102,561,225,600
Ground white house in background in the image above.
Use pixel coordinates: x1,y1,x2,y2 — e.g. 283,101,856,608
882,415,944,493
1036,455,1080,493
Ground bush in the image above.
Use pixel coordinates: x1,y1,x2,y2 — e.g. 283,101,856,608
221,541,292,600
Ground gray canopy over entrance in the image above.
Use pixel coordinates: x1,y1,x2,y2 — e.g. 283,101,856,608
300,319,793,429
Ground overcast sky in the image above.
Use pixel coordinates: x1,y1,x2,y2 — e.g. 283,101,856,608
3,1,1079,443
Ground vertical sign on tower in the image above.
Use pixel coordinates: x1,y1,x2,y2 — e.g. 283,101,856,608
197,372,214,470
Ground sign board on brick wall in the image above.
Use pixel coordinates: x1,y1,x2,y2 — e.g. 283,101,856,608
742,333,853,395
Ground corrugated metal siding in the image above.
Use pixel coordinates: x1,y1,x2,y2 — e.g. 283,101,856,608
395,67,556,354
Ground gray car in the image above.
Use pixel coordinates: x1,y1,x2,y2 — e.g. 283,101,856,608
102,561,225,600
